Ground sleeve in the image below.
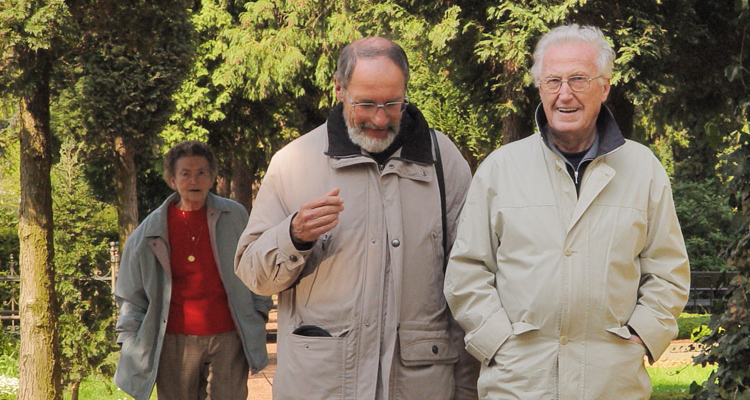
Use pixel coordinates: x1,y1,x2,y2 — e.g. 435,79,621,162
627,160,690,361
114,234,148,344
231,201,275,317
444,160,513,365
437,133,481,399
234,155,312,297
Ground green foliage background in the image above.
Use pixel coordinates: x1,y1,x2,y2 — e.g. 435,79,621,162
52,137,118,390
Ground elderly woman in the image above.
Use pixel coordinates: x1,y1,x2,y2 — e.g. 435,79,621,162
114,141,271,400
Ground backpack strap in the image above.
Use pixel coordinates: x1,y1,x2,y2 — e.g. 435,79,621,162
430,128,448,272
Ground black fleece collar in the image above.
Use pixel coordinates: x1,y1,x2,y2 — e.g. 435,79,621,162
536,103,626,158
325,102,435,164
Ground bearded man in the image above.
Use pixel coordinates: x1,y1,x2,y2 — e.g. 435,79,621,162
235,36,479,400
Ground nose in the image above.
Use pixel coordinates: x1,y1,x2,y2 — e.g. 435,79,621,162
558,81,575,98
370,107,390,127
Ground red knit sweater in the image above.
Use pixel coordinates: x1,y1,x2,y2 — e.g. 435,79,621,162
166,203,235,335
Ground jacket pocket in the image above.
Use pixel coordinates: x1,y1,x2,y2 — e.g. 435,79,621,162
393,328,457,400
605,326,631,340
587,328,650,398
398,328,458,367
486,322,539,368
511,321,539,335
114,333,152,400
605,326,648,355
274,327,351,400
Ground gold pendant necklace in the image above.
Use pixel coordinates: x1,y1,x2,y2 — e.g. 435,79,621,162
182,210,205,263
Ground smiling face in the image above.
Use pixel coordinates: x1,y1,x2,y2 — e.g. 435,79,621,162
169,156,214,211
539,42,610,144
335,56,407,153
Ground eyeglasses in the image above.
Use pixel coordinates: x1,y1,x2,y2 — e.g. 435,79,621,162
540,75,603,93
345,90,408,117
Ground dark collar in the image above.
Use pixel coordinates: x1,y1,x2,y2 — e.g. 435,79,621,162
325,102,434,164
535,103,625,158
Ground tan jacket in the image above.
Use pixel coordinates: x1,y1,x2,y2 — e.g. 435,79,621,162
444,106,690,400
235,103,478,399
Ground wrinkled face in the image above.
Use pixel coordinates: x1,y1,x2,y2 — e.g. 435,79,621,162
539,42,610,142
170,156,214,210
335,56,407,153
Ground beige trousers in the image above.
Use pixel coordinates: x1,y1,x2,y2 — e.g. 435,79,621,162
156,330,249,400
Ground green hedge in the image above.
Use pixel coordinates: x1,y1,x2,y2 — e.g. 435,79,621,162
676,313,710,341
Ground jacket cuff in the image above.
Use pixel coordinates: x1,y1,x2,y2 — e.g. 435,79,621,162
277,213,312,269
464,308,513,364
628,304,676,361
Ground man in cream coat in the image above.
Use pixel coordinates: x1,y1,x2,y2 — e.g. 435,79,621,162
444,24,690,400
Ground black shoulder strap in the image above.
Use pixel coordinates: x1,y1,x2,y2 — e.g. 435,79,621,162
430,128,448,272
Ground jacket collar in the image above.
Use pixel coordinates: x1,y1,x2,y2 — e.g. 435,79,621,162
535,103,625,158
142,192,227,238
325,102,434,165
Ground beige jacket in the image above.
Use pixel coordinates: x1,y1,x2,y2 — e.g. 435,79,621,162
236,103,478,400
445,106,690,400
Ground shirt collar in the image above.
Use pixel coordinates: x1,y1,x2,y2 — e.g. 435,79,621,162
535,103,625,159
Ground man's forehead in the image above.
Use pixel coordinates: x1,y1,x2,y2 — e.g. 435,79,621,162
542,45,597,73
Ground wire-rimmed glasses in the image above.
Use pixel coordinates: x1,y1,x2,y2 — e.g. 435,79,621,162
345,90,408,117
539,75,603,93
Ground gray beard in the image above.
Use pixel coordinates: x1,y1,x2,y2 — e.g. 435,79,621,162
345,118,399,154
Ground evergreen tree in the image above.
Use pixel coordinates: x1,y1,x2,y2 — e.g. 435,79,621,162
0,1,70,397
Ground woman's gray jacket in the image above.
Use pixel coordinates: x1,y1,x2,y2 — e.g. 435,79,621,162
114,192,272,400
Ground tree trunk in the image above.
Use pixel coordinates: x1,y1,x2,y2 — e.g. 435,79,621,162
70,379,81,400
231,154,256,214
606,86,634,139
17,48,62,400
501,75,532,145
502,111,526,144
113,135,138,247
216,176,231,198
113,135,138,291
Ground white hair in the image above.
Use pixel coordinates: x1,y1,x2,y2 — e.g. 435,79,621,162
530,24,615,86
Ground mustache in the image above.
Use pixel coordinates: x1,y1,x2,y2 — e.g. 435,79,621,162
358,121,399,132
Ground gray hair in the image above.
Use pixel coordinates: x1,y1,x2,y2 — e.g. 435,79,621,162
163,140,218,184
530,24,615,86
334,37,410,88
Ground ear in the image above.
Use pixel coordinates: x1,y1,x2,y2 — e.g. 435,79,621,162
334,77,345,103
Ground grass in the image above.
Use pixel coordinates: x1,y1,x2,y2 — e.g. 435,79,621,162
63,375,157,400
648,362,715,400
61,375,158,400
63,375,124,400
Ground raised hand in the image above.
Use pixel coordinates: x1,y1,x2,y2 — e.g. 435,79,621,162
291,188,344,244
